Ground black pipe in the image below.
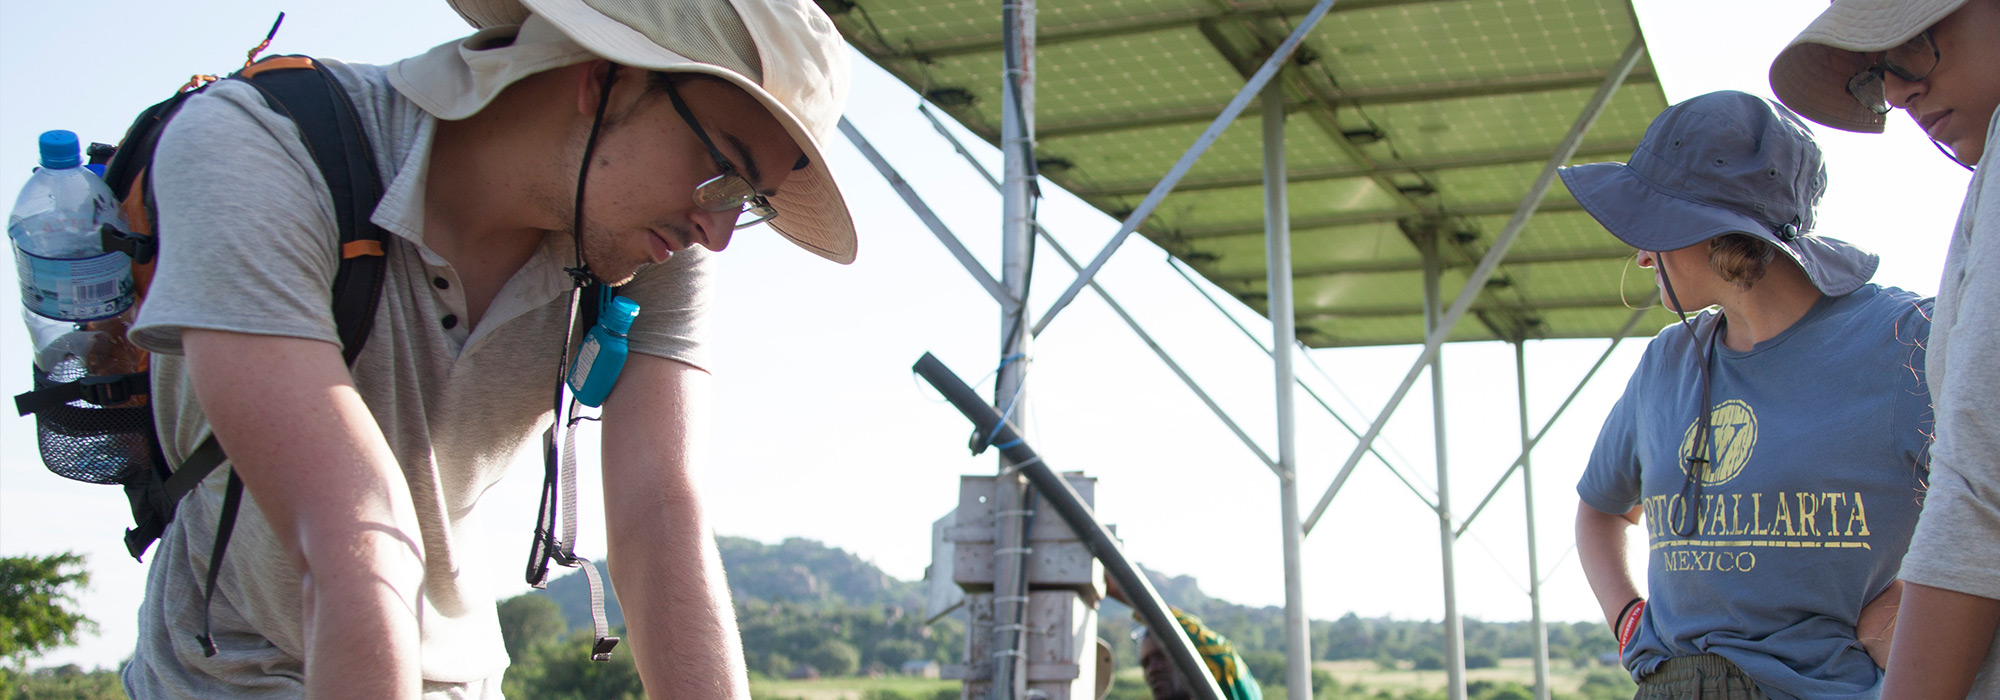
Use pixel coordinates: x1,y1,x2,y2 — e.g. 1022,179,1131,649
913,352,1227,700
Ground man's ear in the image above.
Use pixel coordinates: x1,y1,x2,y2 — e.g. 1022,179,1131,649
575,59,619,117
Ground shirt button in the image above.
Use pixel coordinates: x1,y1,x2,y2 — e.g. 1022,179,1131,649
433,277,450,290
441,314,459,330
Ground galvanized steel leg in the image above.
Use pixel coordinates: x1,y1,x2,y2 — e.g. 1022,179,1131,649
1518,342,1551,700
1455,305,1652,538
1421,235,1468,700
992,0,1037,696
1264,83,1313,700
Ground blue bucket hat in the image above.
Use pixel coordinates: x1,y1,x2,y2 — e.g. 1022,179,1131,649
1557,90,1878,297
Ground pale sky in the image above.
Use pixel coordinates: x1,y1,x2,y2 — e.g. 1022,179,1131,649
0,0,1974,671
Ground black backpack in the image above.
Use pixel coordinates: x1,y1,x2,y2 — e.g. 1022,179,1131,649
11,53,389,655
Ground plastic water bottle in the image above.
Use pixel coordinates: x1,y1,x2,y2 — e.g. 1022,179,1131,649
567,296,640,407
12,130,133,320
12,131,147,485
10,130,133,378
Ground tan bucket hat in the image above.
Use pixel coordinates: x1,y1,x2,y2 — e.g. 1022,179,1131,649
438,0,858,263
1769,0,1970,134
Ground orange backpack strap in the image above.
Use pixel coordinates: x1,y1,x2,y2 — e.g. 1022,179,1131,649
342,240,385,259
237,55,315,79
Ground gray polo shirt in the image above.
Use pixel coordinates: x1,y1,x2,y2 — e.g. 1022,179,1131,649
121,48,710,698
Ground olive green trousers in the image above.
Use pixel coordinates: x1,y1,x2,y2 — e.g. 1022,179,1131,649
1633,654,1768,700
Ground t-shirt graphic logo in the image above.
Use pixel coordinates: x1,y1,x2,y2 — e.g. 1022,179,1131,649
1678,399,1756,487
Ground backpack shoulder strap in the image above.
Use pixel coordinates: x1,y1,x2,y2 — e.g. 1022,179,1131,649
166,55,391,494
179,55,394,656
238,55,389,365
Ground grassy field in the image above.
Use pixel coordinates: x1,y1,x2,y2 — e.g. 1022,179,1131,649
750,657,1635,700
751,674,959,700
1316,658,1619,695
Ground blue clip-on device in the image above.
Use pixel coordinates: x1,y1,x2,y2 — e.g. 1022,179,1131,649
567,293,640,407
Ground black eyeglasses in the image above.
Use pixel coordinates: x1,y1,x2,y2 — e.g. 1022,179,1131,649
1846,31,1940,115
658,79,779,229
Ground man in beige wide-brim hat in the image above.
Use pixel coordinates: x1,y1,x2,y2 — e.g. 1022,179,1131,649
1770,1,2000,699
121,0,857,697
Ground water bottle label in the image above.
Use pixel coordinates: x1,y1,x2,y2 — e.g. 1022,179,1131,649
567,338,601,395
12,244,135,321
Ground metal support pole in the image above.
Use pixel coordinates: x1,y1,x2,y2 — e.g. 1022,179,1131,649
1162,258,1438,508
917,101,1282,473
1303,36,1647,535
992,1,1036,696
1263,83,1312,700
1420,234,1467,700
1517,342,1551,700
1029,0,1342,337
838,118,1011,306
1038,228,1280,472
1455,305,1652,538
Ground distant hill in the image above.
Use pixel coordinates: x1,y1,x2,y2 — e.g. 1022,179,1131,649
538,535,921,631
717,535,925,610
535,534,1618,676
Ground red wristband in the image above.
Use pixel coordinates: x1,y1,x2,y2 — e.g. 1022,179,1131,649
1615,598,1645,653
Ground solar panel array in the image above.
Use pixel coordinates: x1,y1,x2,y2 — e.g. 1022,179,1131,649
830,0,1676,346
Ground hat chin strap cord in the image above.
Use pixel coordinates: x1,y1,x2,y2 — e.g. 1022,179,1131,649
1655,254,1718,539
1930,137,1975,172
523,61,620,662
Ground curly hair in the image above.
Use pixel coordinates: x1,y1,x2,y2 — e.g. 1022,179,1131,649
1708,233,1778,289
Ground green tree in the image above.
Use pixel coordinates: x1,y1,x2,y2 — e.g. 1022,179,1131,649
503,632,644,700
801,638,859,677
497,594,569,662
871,638,924,668
0,553,95,668
0,663,125,700
1410,646,1445,671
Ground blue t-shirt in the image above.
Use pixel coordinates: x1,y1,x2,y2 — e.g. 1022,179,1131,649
1578,284,1932,700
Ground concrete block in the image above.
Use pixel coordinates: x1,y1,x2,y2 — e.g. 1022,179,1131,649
949,474,1096,543
958,590,1098,700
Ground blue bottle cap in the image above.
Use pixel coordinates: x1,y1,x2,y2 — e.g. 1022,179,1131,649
602,296,641,335
37,130,81,169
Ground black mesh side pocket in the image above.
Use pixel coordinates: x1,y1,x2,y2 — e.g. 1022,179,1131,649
30,368,158,485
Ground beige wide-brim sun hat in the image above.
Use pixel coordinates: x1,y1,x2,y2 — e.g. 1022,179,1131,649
444,0,859,264
1769,0,1970,134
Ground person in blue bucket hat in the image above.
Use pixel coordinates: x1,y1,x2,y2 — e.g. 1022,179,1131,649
1569,90,1935,700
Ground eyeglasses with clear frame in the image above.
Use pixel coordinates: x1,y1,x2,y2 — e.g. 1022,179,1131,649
659,78,779,229
1846,31,1940,115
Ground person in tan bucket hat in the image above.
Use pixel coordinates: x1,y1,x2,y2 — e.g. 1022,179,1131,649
118,0,857,698
1771,1,2000,698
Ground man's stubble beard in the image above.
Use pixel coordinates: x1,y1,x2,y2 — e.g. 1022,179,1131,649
579,222,646,287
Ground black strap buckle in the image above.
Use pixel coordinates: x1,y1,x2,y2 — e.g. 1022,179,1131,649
590,636,621,661
14,372,150,415
99,224,157,264
77,373,149,406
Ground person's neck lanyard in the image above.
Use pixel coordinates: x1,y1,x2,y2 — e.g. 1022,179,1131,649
1654,254,1721,539
523,62,621,661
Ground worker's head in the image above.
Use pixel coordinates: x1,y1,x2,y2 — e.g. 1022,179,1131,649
419,0,860,279
1771,0,2000,165
1558,91,1881,311
1136,629,1194,700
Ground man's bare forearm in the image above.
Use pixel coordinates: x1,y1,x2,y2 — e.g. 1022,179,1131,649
601,355,750,698
1881,581,2000,700
186,329,426,698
